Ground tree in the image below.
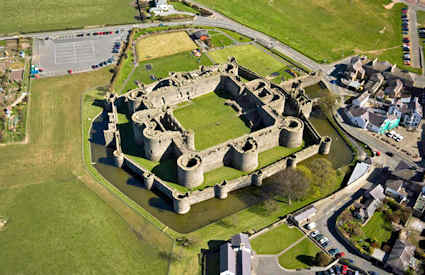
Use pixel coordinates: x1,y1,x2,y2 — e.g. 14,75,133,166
269,168,311,205
308,158,336,188
315,251,331,267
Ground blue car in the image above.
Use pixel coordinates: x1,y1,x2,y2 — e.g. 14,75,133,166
329,248,339,256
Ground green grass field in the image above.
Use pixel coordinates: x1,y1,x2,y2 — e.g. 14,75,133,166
0,0,137,34
209,44,286,77
122,51,212,93
173,91,251,150
210,33,235,48
362,211,393,244
278,238,321,269
251,224,304,254
417,10,425,27
197,0,406,63
0,69,171,274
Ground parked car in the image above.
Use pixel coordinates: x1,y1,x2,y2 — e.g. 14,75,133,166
368,271,378,275
314,234,324,241
336,252,345,258
305,222,317,230
67,69,72,74
329,248,339,256
310,230,319,238
386,151,394,157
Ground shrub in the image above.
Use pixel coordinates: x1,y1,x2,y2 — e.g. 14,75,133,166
315,251,331,267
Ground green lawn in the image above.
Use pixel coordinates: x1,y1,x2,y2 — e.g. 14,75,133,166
196,0,406,63
173,91,251,150
0,180,168,275
0,69,171,274
251,224,304,254
278,238,321,270
417,10,425,27
210,33,235,48
304,84,330,99
121,51,212,94
0,0,137,34
362,211,393,244
208,44,286,77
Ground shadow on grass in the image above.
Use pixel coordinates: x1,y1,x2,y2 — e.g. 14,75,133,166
295,255,316,267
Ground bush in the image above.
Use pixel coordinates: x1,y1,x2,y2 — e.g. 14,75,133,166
315,251,331,267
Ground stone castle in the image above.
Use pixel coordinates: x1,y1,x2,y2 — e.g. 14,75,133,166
100,58,331,214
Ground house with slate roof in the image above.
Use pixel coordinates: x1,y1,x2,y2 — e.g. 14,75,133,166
219,233,252,275
385,239,416,275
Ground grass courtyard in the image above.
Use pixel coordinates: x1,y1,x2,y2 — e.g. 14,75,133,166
278,238,321,269
136,31,197,62
0,0,137,34
173,91,251,150
197,0,407,63
0,69,172,274
251,224,304,254
208,44,287,77
122,51,212,93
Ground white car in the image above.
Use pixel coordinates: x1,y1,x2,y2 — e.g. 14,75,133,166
319,237,329,244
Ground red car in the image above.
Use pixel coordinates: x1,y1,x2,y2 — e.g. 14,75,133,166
68,69,73,74
336,252,345,258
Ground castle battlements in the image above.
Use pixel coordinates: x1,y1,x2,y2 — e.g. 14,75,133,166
101,59,331,214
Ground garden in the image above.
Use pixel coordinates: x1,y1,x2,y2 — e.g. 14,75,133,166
337,197,412,255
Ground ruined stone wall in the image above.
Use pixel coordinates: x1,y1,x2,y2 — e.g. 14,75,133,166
147,75,222,107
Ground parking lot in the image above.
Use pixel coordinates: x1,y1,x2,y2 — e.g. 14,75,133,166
32,30,128,77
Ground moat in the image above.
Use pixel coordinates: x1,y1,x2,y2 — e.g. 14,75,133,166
90,108,353,233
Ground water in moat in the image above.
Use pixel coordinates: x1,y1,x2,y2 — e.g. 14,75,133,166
91,109,353,233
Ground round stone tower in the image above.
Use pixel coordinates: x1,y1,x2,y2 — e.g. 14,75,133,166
319,136,332,155
143,172,155,190
287,155,297,169
173,194,191,214
177,154,204,188
113,150,124,168
252,171,264,187
280,117,304,148
215,181,229,199
231,138,259,172
127,90,144,113
142,127,171,161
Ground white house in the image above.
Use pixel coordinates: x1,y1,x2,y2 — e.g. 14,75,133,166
346,106,369,129
150,0,173,16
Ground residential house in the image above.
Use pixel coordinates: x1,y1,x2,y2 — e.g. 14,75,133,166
413,187,425,219
384,79,403,99
354,185,385,223
384,179,407,203
150,0,173,15
220,233,252,275
400,97,422,130
353,92,369,107
345,106,369,129
364,72,384,94
385,239,416,275
366,111,400,134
